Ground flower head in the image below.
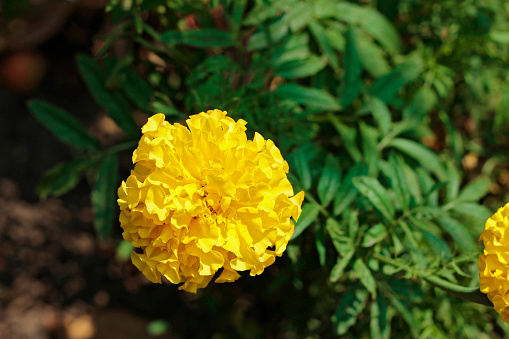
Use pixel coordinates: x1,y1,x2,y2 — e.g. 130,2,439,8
478,202,509,322
118,110,304,293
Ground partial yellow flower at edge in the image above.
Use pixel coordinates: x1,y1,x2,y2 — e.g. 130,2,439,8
478,202,509,322
118,110,304,293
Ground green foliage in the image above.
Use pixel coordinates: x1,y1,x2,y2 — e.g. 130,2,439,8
28,0,509,337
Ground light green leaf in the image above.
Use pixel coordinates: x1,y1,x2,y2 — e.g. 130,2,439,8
91,155,119,239
457,175,491,202
28,100,101,151
329,117,362,162
370,295,391,339
354,258,377,297
354,6,401,56
360,122,380,176
389,138,447,181
275,84,341,111
291,203,320,240
317,154,341,207
353,176,395,222
293,148,312,191
402,86,437,127
282,1,313,32
330,246,355,282
419,228,452,260
356,30,390,78
362,224,388,247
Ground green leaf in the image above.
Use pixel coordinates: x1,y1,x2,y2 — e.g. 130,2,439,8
353,176,395,222
457,175,491,202
330,246,355,282
370,294,390,339
364,95,392,135
402,86,437,128
354,258,377,297
362,224,388,247
339,28,363,108
271,34,311,67
275,55,327,79
437,216,475,253
356,30,390,78
315,225,327,267
317,154,341,207
282,1,313,32
389,138,447,181
445,161,461,203
308,19,339,70
275,84,341,111
369,54,424,103
354,6,401,56
332,285,369,335
119,66,154,111
419,228,452,260
162,29,236,48
247,19,289,50
36,158,92,199
292,148,312,191
329,117,362,162
291,203,320,240
386,153,410,211
76,55,139,138
28,100,101,151
146,320,171,336
451,202,492,222
333,163,368,216
360,122,380,176
116,240,134,261
91,155,119,239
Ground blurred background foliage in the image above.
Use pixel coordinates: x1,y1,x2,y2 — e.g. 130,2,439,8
4,0,509,337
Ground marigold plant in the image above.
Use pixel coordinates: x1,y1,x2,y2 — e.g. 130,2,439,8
117,110,304,293
478,202,509,322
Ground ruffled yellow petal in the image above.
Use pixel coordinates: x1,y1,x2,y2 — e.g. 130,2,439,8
118,111,304,293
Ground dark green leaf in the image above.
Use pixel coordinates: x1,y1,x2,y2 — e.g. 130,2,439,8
308,19,339,69
275,55,327,79
119,66,154,110
329,117,362,162
437,216,475,253
182,29,236,48
332,285,369,335
354,6,401,55
353,176,395,222
333,164,367,216
402,86,437,127
419,228,452,260
317,154,341,207
370,294,390,339
291,203,320,240
369,54,424,103
293,148,312,190
28,100,101,151
356,30,390,77
330,246,355,282
91,155,119,239
76,55,139,138
360,122,380,176
340,28,363,108
315,225,327,267
457,175,491,202
364,95,392,135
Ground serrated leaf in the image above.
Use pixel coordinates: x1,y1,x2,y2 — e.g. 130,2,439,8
333,163,368,216
340,27,363,108
317,154,341,207
28,100,101,151
353,176,395,222
291,203,320,240
389,138,447,181
91,155,119,239
36,158,93,199
362,224,388,247
437,216,475,253
275,84,341,111
332,285,369,335
76,55,139,138
354,258,377,297
457,175,491,202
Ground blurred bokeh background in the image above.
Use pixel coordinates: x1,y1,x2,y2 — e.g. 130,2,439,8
3,0,509,338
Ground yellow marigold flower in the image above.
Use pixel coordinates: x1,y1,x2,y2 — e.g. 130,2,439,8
478,202,509,322
118,110,304,293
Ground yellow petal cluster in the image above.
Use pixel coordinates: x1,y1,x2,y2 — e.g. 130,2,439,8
118,110,304,293
478,202,509,322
